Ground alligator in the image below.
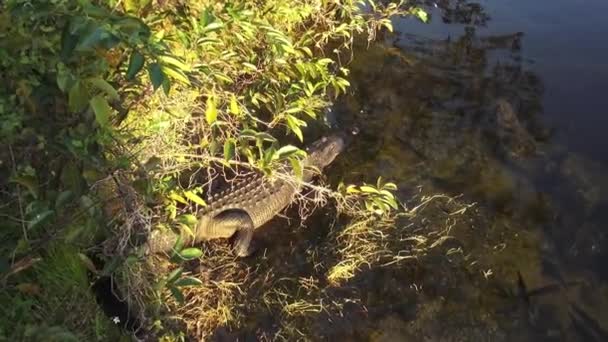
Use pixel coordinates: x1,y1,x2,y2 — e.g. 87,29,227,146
146,132,348,257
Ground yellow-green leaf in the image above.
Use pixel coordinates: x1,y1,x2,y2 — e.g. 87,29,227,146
168,192,188,204
179,247,203,260
290,157,303,180
177,214,197,227
229,94,240,115
224,139,235,160
159,55,191,71
360,185,380,194
184,191,206,206
162,66,190,85
205,95,217,125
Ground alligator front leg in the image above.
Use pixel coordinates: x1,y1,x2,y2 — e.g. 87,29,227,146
206,209,255,257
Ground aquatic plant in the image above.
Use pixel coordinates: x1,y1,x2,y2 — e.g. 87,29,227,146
0,0,434,339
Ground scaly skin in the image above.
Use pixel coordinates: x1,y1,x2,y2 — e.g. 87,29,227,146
147,133,347,256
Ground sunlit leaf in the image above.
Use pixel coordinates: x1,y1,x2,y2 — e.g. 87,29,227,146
168,192,188,205
224,139,235,160
360,185,380,194
412,8,428,23
159,55,191,71
179,223,195,238
346,185,360,194
183,191,206,206
383,182,398,191
286,115,305,142
162,66,190,85
276,145,302,158
290,157,303,180
176,214,197,227
203,22,224,33
179,247,203,260
205,95,217,124
243,62,257,71
229,94,240,115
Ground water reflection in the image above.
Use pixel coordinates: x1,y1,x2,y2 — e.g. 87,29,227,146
417,0,491,26
333,6,608,340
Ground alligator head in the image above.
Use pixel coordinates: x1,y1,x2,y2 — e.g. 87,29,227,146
303,128,356,175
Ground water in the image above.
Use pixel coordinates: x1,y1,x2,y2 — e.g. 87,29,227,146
328,0,608,340
97,2,608,339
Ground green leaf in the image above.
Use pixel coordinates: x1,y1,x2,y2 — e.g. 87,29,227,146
55,190,74,210
10,175,38,198
77,27,109,50
162,66,190,85
56,64,74,92
202,22,224,33
383,182,398,191
224,139,235,160
126,51,145,80
159,55,191,71
179,247,203,260
286,115,305,142
171,234,184,253
89,95,111,127
360,185,380,194
88,78,119,101
168,192,188,205
183,191,207,206
124,0,140,13
242,62,257,71
170,286,185,304
167,267,183,284
205,95,217,125
28,210,54,230
382,19,393,33
148,63,164,90
255,132,277,142
276,145,302,158
290,157,303,180
412,8,428,23
68,82,89,113
177,214,198,227
199,8,214,28
346,185,360,194
229,94,240,115
174,276,203,287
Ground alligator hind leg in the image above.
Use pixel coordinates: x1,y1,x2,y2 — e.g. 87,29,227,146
210,209,255,257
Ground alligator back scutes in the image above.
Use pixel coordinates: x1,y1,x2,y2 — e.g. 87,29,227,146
200,173,286,216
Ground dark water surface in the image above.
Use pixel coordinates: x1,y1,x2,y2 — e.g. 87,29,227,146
329,0,608,340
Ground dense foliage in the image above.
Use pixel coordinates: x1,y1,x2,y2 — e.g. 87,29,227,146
0,0,426,339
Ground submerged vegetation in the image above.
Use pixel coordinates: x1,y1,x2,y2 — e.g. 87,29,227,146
0,0,445,340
